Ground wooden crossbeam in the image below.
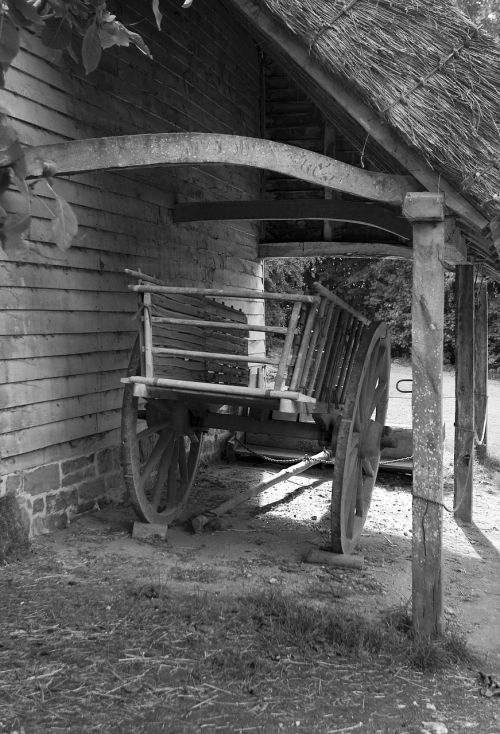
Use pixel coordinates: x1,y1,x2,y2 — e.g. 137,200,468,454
258,241,412,259
173,199,411,240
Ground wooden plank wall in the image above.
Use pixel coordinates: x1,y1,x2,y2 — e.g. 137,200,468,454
264,56,326,244
0,0,263,498
263,55,401,246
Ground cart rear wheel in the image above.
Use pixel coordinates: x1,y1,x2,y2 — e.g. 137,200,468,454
121,342,204,524
331,322,390,554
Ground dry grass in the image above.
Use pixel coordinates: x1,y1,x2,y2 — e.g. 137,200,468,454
0,545,480,734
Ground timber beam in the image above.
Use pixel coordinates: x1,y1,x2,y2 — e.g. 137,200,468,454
258,241,412,259
404,191,446,637
444,218,468,266
24,133,415,205
173,199,411,239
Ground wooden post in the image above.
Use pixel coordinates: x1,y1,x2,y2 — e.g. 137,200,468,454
403,192,445,637
474,279,488,463
143,292,154,379
323,123,337,242
454,265,474,522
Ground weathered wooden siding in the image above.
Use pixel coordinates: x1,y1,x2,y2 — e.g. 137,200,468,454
0,0,263,532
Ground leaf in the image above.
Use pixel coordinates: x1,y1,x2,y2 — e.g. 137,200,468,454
98,20,129,50
51,192,78,250
0,136,23,168
41,16,72,49
1,210,30,255
0,14,20,65
152,0,162,30
1,230,30,256
181,0,194,7
81,22,101,73
126,30,152,58
3,210,30,236
10,168,29,198
8,0,44,27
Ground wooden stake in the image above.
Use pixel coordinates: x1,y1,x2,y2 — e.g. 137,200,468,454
404,192,445,638
454,264,474,523
143,292,153,379
474,279,488,463
274,301,302,390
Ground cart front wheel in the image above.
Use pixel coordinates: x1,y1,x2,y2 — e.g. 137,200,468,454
121,344,204,524
331,322,390,554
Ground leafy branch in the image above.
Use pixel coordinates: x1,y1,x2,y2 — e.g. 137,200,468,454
0,0,194,256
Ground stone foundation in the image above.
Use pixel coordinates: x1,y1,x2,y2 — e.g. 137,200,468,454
0,430,225,537
0,447,125,537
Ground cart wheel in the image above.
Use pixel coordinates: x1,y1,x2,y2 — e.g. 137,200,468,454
331,322,390,554
121,342,204,524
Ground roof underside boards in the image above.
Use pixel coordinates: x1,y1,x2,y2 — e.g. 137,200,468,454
225,0,500,276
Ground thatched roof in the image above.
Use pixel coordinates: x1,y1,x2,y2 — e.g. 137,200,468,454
260,0,500,213
230,0,500,265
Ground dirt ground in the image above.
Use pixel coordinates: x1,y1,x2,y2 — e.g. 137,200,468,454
1,366,500,733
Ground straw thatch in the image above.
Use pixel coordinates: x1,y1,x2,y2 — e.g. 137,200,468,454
253,0,500,223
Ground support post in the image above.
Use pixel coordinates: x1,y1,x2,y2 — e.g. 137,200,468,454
454,265,474,522
403,192,446,637
474,279,488,463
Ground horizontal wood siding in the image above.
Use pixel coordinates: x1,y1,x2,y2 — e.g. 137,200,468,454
263,55,398,246
0,0,262,480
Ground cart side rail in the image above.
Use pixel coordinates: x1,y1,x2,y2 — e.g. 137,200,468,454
127,273,372,408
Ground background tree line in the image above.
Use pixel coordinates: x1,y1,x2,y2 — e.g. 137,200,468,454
264,257,500,370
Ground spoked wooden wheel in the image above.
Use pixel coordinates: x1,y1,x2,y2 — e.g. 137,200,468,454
331,322,390,554
121,343,204,524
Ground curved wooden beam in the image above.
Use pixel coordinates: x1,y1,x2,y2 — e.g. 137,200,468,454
173,199,411,239
24,133,416,205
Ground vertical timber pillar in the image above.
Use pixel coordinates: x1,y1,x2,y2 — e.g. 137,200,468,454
474,278,488,463
403,193,445,637
454,265,474,522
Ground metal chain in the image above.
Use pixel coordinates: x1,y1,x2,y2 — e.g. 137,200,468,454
232,436,335,465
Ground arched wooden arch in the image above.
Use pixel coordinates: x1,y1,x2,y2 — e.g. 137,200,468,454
24,133,415,205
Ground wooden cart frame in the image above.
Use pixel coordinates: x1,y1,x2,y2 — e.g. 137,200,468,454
121,269,391,553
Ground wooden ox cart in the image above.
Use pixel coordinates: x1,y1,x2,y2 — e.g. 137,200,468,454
120,269,391,554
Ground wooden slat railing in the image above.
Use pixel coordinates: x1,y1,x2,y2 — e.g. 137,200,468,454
126,272,371,409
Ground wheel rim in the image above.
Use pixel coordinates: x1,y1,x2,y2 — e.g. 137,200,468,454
121,342,204,524
331,322,390,554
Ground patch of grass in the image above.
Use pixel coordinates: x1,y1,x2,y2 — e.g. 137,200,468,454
382,606,477,672
479,453,500,474
239,592,475,672
168,565,221,583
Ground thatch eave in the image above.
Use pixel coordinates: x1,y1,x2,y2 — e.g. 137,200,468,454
226,0,500,276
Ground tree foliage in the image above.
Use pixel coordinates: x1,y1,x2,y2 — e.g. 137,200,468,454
265,257,500,371
455,0,500,38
